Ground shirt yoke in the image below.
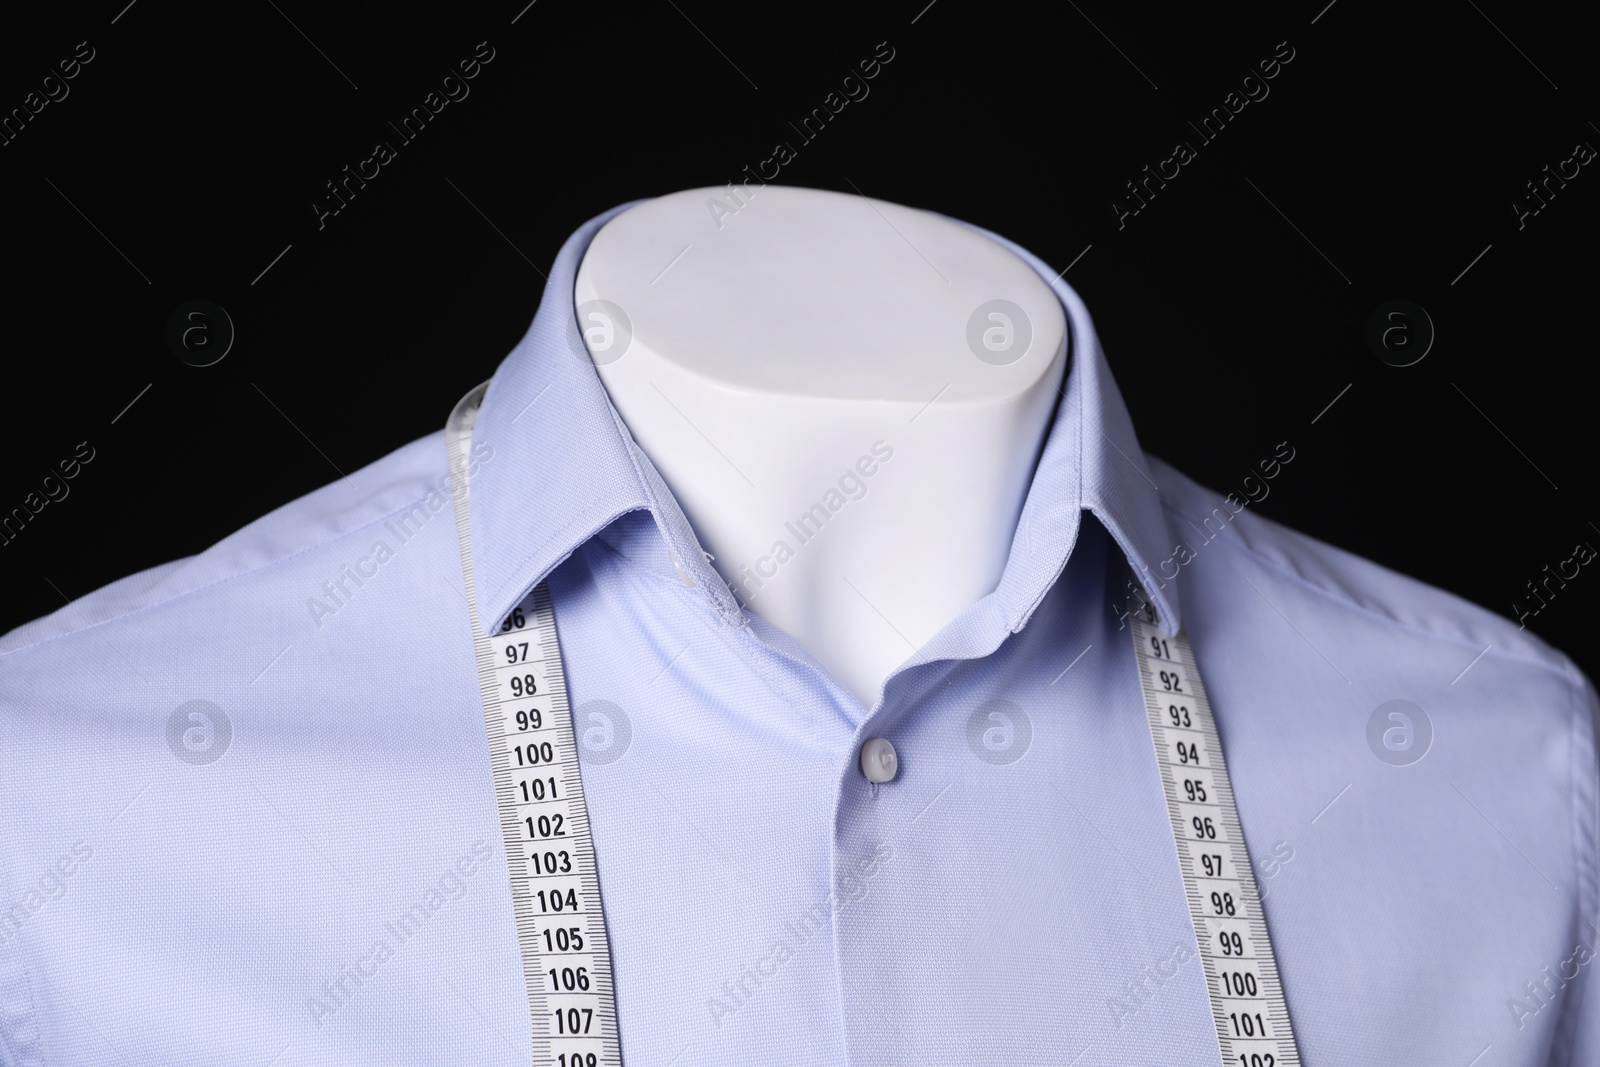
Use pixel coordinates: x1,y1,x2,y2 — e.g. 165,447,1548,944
1148,453,1587,687
0,430,451,659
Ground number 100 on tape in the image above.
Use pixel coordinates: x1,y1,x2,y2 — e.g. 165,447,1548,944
1132,610,1301,1066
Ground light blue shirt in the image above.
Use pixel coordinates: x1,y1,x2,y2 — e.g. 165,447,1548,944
2,201,1597,1067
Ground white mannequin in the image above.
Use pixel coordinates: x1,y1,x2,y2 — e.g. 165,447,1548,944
574,186,1066,709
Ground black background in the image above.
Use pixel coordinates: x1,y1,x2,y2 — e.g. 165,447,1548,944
2,0,1595,682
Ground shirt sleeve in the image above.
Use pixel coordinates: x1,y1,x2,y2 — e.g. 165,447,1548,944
0,855,40,1067
1557,671,1600,1066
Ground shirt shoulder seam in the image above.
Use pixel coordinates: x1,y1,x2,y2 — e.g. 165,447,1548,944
0,489,442,661
1159,497,1580,686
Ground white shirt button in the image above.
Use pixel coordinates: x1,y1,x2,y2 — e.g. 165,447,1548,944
860,738,898,783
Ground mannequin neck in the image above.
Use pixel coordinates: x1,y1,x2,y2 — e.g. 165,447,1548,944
575,185,1066,709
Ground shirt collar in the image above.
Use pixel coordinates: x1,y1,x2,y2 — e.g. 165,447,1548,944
464,200,1180,642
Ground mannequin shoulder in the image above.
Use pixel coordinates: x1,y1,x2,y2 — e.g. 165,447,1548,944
1145,452,1585,685
0,430,452,658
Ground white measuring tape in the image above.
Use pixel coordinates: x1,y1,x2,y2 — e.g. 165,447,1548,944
445,380,1300,1066
1130,603,1302,1065
448,382,621,1067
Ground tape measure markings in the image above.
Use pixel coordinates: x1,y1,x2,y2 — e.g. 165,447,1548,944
1131,608,1301,1066
448,383,621,1067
